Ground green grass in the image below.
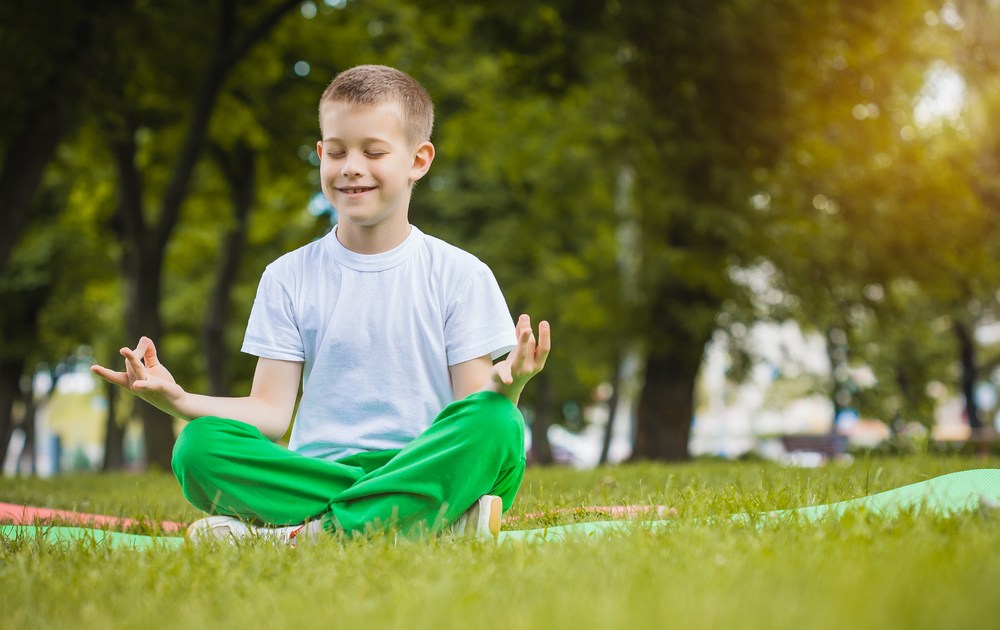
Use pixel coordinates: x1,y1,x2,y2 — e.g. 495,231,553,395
3,455,1000,629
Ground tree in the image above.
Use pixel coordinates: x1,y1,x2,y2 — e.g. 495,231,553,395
619,0,808,460
0,1,128,277
756,0,942,426
943,0,1000,429
409,1,631,462
94,0,301,468
0,136,119,468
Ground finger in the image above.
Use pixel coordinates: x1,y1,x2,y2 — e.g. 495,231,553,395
133,337,152,366
498,363,513,386
535,320,551,365
90,365,130,388
521,324,536,360
120,346,147,382
518,314,538,340
506,335,523,368
121,347,137,382
139,336,160,368
514,325,534,371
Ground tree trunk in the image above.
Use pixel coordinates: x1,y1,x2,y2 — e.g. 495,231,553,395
631,353,698,461
204,144,256,396
0,110,70,277
0,0,115,276
106,1,300,469
825,326,848,431
16,373,37,475
115,137,175,468
529,372,554,465
127,258,176,470
102,377,127,471
954,319,981,429
0,358,25,471
598,357,623,465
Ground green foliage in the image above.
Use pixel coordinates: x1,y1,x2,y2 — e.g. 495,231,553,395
0,123,119,364
6,0,1000,462
745,0,1000,423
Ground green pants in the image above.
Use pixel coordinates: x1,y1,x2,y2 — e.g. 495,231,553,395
171,391,526,536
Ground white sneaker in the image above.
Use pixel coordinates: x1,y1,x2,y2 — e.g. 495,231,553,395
186,515,324,547
450,495,502,540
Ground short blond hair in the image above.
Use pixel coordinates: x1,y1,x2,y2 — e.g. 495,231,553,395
319,65,434,145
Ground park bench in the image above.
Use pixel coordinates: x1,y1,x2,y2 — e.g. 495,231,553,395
933,427,999,457
780,433,848,461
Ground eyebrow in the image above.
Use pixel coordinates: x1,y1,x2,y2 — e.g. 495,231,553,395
321,137,391,144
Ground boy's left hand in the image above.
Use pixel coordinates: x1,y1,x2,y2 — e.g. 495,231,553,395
491,314,551,404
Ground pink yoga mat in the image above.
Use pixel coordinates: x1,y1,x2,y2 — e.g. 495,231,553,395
0,502,186,533
0,501,671,532
512,505,674,522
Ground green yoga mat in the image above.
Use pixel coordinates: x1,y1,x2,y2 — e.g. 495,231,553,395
0,524,184,549
501,467,1000,542
3,469,998,549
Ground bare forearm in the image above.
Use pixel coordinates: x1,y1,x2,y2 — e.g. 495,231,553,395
171,392,292,441
92,342,300,442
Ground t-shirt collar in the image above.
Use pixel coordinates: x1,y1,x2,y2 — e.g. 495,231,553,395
326,224,423,271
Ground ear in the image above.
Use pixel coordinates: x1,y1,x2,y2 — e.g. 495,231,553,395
316,140,324,160
409,141,435,182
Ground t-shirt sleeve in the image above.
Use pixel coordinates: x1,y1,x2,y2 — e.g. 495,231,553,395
241,266,305,362
444,263,517,365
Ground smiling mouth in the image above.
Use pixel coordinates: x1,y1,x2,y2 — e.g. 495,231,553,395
337,186,375,194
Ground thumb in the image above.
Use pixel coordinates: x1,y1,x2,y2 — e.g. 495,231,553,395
496,362,513,386
139,336,161,367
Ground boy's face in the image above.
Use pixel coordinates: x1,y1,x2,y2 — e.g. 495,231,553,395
317,102,434,235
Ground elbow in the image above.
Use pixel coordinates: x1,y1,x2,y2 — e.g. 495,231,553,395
260,418,291,442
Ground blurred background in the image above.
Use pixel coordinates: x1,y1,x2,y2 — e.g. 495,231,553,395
2,0,999,475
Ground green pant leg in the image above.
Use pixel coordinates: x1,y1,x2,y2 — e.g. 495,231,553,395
329,391,526,536
171,416,373,526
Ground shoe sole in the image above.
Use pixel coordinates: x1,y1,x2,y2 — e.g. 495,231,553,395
185,515,244,542
488,496,502,538
478,495,502,540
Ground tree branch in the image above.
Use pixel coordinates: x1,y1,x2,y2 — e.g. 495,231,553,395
153,0,300,254
109,118,147,250
0,109,67,275
223,0,302,70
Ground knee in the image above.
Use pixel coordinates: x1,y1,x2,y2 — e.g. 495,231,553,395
463,392,525,451
171,416,237,477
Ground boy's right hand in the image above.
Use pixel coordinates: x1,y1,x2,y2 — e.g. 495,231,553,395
91,336,189,419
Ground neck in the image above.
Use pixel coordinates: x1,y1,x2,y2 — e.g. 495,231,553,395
335,218,412,255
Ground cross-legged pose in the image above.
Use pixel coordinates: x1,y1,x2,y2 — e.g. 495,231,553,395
92,65,551,544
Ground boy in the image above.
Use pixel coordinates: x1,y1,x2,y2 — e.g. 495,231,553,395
92,65,550,543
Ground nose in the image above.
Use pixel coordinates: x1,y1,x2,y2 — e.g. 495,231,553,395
341,152,363,177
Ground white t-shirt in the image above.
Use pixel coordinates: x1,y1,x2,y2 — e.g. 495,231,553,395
242,225,516,461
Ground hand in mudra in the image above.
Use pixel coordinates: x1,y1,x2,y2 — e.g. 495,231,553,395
91,336,187,417
491,314,551,403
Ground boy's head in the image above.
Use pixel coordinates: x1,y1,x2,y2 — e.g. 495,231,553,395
319,65,434,147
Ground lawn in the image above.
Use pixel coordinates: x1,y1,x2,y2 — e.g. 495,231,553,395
3,454,1000,629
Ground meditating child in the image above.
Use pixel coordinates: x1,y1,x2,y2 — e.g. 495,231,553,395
92,64,550,543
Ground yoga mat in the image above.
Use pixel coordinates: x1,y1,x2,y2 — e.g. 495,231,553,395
0,524,184,549
500,468,1000,542
0,502,185,533
3,469,998,549
0,501,664,531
